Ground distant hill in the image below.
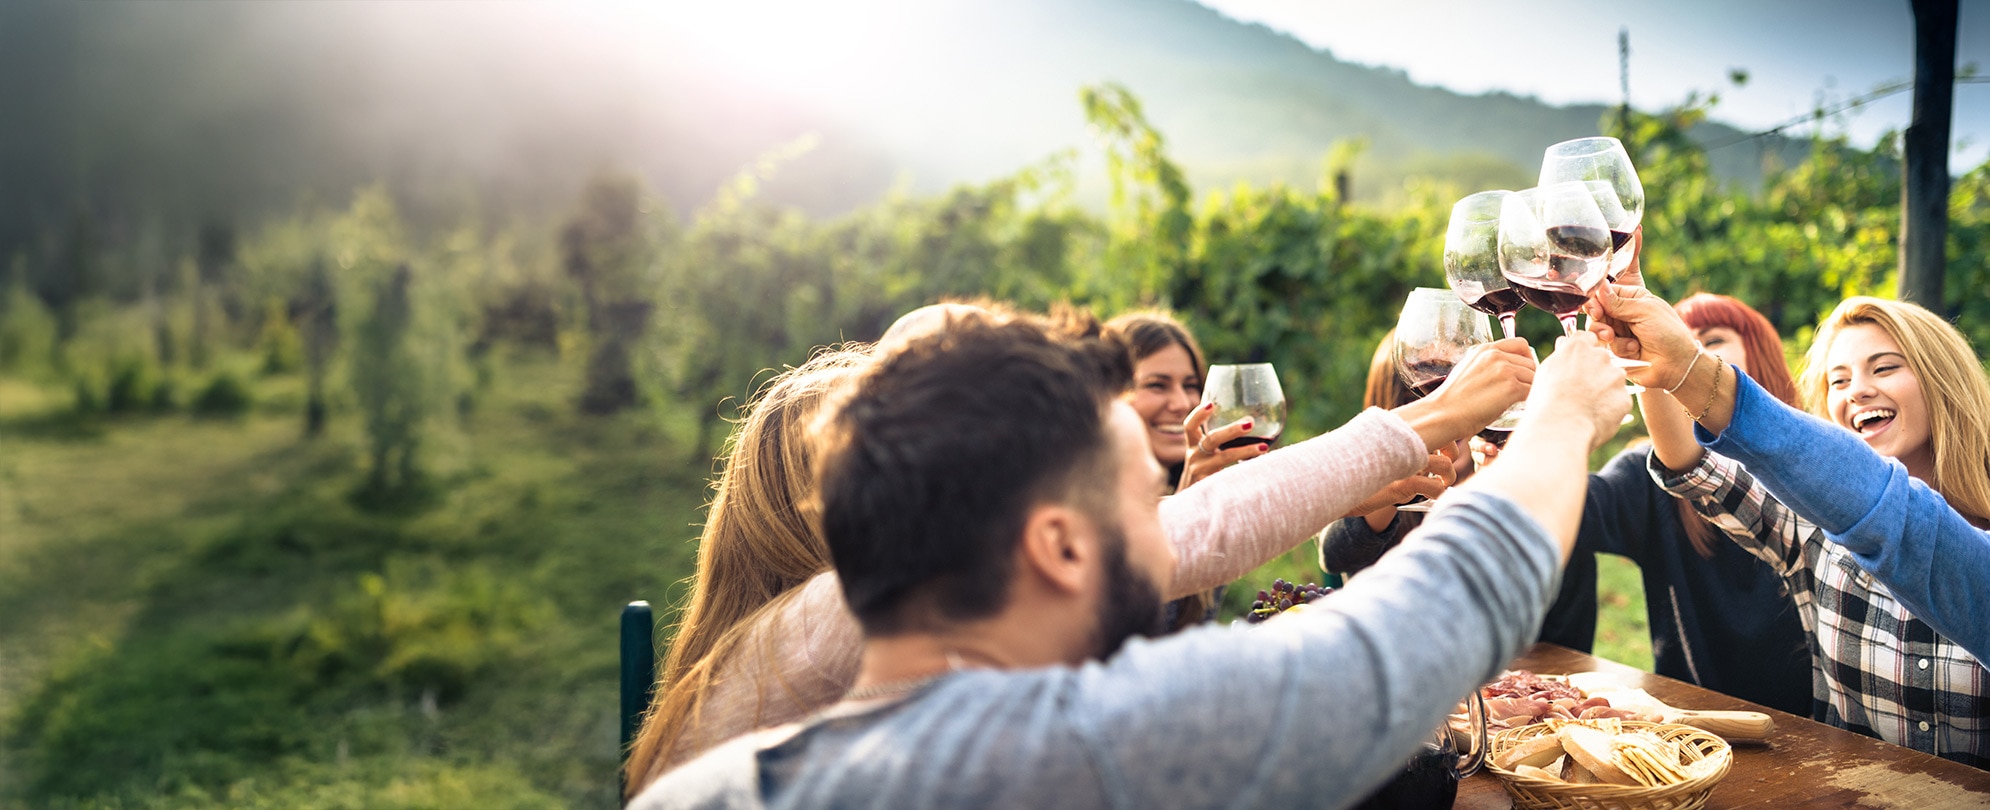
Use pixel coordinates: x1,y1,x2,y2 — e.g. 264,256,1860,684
0,0,1808,258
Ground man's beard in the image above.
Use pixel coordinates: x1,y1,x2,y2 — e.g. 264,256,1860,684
1089,522,1169,659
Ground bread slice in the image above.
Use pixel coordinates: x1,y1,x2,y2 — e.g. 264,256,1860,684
1557,724,1640,786
1562,757,1600,784
1515,764,1561,781
1495,734,1567,770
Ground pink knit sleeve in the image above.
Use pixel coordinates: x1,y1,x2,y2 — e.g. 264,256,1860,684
1160,407,1426,597
664,407,1424,767
664,572,861,768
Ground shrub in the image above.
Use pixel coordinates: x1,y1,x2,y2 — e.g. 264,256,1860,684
192,371,253,417
71,375,103,416
106,355,158,414
151,375,181,412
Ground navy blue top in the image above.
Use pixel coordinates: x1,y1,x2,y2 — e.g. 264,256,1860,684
1321,446,1812,716
1321,511,1598,656
1581,446,1811,716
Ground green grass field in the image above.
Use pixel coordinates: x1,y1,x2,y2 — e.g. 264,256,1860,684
1,359,1654,808
0,357,709,808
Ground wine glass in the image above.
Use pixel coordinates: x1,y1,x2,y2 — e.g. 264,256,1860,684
1540,136,1644,279
1499,184,1648,392
1448,190,1534,431
1391,288,1493,511
1200,364,1285,450
1497,183,1612,336
1444,190,1526,340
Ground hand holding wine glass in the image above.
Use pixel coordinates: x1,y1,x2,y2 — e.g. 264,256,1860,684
1341,450,1457,526
1390,290,1531,510
1198,362,1284,445
1584,282,1701,392
1178,401,1271,491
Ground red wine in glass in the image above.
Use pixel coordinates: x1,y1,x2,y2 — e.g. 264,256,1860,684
1547,224,1611,262
1475,426,1513,448
1511,284,1589,322
1465,287,1529,341
1219,431,1281,450
1463,287,1525,320
1401,360,1453,399
1609,229,1633,253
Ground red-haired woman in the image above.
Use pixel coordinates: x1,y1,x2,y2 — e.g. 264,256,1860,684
1323,293,1811,716
1570,293,1810,715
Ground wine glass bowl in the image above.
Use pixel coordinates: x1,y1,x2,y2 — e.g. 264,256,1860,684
1444,190,1524,340
1393,288,1493,400
1200,364,1286,449
1540,137,1644,279
1497,183,1612,335
1392,289,1495,511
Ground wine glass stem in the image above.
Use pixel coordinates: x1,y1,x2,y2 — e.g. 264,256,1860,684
1498,313,1517,340
1559,315,1580,335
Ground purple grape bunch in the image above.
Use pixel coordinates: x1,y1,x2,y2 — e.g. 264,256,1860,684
1243,577,1334,624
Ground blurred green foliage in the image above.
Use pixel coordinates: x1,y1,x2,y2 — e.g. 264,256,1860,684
1,82,1986,808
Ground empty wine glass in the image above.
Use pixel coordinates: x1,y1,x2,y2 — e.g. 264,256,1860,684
1540,136,1644,279
1200,364,1285,449
1444,190,1526,341
1391,289,1492,511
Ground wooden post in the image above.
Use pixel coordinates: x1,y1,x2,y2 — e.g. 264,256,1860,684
1899,0,1956,309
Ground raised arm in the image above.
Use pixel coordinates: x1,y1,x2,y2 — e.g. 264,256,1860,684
1164,337,1536,594
1594,283,1990,660
1691,370,1990,661
1073,335,1629,807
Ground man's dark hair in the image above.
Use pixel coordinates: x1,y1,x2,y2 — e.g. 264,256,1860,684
817,308,1134,636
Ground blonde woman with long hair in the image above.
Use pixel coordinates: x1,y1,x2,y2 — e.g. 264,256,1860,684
623,347,869,791
625,304,1537,795
1593,288,1990,767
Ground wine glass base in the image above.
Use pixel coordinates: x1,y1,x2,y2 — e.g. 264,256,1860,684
1395,502,1435,513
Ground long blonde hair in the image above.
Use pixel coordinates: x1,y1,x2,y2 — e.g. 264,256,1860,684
1798,297,1990,523
624,346,868,794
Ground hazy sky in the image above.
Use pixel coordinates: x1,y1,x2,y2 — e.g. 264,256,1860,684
1198,0,1990,172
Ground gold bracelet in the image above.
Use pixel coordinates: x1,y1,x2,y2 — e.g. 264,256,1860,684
1665,350,1704,395
1686,355,1724,422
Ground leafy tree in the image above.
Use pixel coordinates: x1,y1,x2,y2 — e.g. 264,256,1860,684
1081,83,1191,307
298,255,339,437
562,172,665,415
192,221,237,369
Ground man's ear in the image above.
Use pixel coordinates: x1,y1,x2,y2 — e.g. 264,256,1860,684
1016,503,1094,596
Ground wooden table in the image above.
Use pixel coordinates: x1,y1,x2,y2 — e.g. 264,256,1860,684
1455,643,1990,809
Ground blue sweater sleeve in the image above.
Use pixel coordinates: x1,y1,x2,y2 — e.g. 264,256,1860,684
1696,368,1990,662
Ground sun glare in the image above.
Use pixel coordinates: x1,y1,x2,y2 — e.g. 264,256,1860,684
672,0,924,94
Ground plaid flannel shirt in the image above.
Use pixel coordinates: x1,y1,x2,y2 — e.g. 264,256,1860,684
1651,450,1990,769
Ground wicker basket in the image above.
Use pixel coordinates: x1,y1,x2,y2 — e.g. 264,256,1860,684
1483,721,1732,810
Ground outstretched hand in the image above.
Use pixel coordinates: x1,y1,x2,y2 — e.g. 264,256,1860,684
1417,337,1535,435
1585,283,1698,391
1343,449,1456,521
1525,332,1632,451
